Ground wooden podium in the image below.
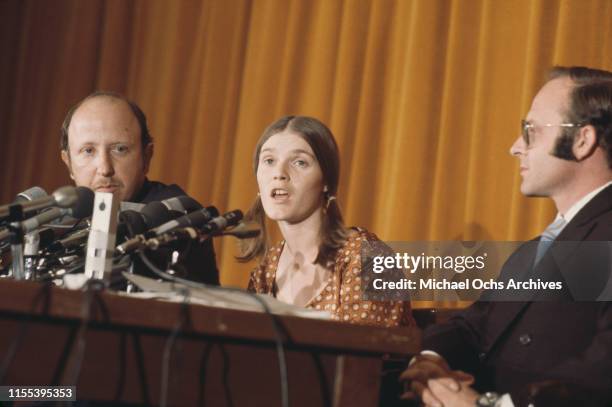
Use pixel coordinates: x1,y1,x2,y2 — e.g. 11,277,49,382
0,279,420,406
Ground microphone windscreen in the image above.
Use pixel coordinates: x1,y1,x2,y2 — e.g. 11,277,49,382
225,209,243,227
71,187,95,219
224,222,261,238
206,206,220,218
118,210,148,237
141,201,173,228
162,195,202,213
120,201,145,212
15,186,48,202
53,186,79,208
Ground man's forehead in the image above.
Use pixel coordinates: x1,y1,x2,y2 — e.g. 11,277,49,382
68,97,140,144
528,77,573,119
72,97,136,124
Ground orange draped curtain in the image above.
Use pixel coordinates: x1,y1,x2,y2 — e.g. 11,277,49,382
0,0,611,289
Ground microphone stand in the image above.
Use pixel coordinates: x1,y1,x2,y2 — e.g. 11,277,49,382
2,205,27,280
125,261,135,293
23,231,40,280
8,224,25,280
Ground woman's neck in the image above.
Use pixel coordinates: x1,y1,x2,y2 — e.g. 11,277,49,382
278,208,323,263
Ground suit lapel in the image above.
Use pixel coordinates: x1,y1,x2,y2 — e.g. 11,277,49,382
485,185,612,351
559,184,612,236
537,185,612,279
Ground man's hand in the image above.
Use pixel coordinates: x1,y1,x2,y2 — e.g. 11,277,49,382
399,353,474,406
426,378,480,407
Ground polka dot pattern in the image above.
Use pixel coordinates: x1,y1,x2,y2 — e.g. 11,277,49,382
247,229,414,328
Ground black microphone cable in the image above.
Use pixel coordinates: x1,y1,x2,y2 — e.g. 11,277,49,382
63,278,107,387
137,249,290,407
198,341,233,407
41,216,87,230
159,287,190,407
121,215,193,407
118,209,196,281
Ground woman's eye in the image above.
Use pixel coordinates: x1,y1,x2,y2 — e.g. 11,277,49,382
82,147,94,155
294,159,308,167
262,158,274,165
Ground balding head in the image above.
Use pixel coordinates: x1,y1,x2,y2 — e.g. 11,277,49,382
60,93,154,202
61,92,152,152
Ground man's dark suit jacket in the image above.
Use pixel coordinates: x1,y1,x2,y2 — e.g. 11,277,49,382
424,184,612,406
130,179,219,285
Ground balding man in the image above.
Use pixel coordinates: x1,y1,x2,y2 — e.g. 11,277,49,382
61,92,219,285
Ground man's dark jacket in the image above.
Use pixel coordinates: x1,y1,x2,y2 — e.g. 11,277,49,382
130,179,219,285
424,185,612,406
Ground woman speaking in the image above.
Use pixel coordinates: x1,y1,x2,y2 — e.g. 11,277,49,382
240,116,412,328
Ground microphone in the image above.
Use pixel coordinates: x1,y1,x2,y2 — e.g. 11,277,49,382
199,210,243,235
134,201,174,228
45,227,89,253
1,187,91,280
49,198,190,254
152,206,219,235
27,228,57,251
144,210,244,250
0,187,94,241
13,187,94,234
116,209,241,254
136,227,200,251
23,228,56,255
119,201,145,212
23,227,57,278
116,206,219,254
119,196,199,218
0,186,78,222
160,195,202,214
117,200,175,238
84,191,120,279
14,186,48,203
220,221,261,239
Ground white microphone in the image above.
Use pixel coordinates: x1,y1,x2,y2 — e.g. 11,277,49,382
84,192,120,280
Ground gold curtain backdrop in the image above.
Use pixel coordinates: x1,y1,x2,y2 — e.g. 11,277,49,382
0,0,610,288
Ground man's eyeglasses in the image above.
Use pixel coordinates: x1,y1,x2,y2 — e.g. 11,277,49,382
521,120,584,146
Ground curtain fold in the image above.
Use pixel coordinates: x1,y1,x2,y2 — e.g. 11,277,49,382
0,0,610,289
